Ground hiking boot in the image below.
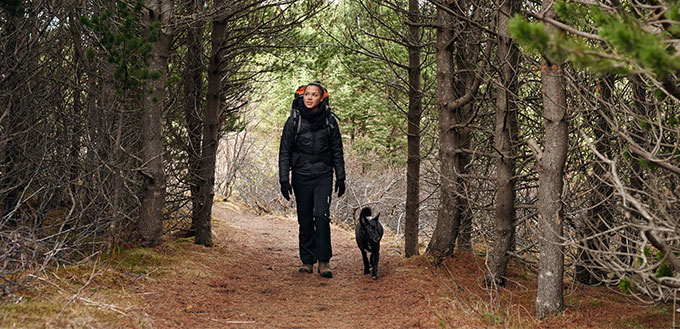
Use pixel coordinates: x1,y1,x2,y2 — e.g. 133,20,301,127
299,263,314,273
318,261,332,278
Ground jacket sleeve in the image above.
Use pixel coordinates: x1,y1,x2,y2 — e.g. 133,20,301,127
329,116,346,182
278,116,295,183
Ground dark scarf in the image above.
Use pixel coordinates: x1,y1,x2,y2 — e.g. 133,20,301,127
297,100,327,132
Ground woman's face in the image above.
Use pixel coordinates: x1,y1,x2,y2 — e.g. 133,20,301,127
303,85,323,110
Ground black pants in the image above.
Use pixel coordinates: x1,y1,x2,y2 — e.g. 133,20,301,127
292,172,333,265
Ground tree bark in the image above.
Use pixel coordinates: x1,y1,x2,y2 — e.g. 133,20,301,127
426,0,463,262
183,0,205,237
487,0,520,286
139,0,172,247
194,14,228,247
456,196,472,251
450,5,480,253
404,0,422,258
535,3,568,316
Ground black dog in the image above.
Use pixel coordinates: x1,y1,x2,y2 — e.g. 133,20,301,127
355,207,383,279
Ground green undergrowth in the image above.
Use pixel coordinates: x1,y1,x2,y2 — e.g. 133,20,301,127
110,239,187,276
0,237,199,328
0,301,63,326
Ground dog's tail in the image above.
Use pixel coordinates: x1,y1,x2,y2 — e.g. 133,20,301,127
360,207,372,219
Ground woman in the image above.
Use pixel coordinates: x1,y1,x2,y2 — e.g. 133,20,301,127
278,81,346,278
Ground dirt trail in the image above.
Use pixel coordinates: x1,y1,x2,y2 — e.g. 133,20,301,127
141,202,444,328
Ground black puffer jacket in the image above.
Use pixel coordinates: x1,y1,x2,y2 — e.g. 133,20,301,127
279,98,345,183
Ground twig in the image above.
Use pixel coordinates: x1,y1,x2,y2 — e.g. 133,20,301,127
77,296,128,315
526,139,543,162
57,252,101,318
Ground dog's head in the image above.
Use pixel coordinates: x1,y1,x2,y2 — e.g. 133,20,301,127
359,207,382,244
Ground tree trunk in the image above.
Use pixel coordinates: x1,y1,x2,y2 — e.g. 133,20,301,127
426,0,463,262
450,7,480,253
456,193,472,251
68,14,85,193
487,0,520,286
535,3,568,316
183,0,205,237
139,0,172,247
100,60,122,244
194,15,227,247
575,76,613,285
73,10,123,246
612,74,647,268
404,0,422,258
630,75,646,198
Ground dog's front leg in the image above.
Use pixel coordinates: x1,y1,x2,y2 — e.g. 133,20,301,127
361,249,370,275
371,244,380,279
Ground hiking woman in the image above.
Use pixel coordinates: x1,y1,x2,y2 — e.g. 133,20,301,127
278,81,346,278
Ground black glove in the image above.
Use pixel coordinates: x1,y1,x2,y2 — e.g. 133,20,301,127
280,181,292,201
335,179,345,197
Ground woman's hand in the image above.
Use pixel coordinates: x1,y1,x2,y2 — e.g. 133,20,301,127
280,181,292,201
335,179,345,197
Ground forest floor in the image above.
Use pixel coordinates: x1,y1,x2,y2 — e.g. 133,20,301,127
0,200,674,328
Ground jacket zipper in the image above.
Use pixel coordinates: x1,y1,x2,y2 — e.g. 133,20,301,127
312,125,317,155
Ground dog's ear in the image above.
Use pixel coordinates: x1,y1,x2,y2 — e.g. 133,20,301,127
359,215,367,225
373,213,381,222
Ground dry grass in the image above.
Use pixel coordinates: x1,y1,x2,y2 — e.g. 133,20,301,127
0,237,203,328
428,251,672,328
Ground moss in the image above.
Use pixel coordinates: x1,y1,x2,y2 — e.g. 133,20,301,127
112,247,169,276
618,278,635,294
0,296,146,329
0,301,62,328
482,312,504,325
163,237,194,253
656,262,673,278
0,300,61,316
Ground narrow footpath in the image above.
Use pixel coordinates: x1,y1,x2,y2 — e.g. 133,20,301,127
139,201,445,328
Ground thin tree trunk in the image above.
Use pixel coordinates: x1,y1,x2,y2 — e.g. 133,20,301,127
575,76,614,285
616,74,647,267
451,7,480,253
139,0,172,247
426,0,463,262
630,75,646,197
184,0,205,237
487,0,520,286
111,102,125,244
535,2,568,316
456,186,472,251
404,0,422,258
68,14,85,193
99,59,120,242
85,53,117,232
195,14,227,247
